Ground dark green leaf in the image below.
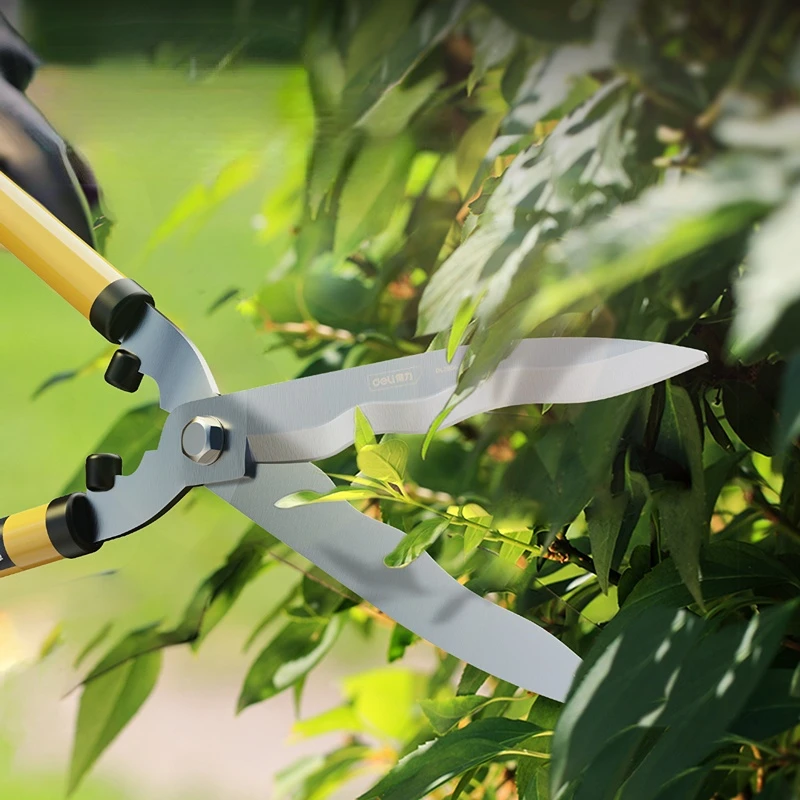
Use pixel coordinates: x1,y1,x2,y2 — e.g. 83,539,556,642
586,490,629,594
458,663,489,696
358,718,543,800
655,385,707,606
621,541,799,612
781,444,800,529
552,603,795,799
730,670,800,740
238,616,343,711
388,623,418,662
723,381,777,455
777,356,800,457
483,0,595,42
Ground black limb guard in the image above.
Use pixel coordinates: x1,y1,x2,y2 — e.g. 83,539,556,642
89,278,154,343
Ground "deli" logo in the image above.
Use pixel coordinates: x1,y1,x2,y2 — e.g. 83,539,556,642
368,367,420,391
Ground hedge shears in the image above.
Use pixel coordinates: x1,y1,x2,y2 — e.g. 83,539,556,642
0,171,706,701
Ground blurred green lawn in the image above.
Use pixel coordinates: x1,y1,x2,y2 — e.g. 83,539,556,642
0,62,354,799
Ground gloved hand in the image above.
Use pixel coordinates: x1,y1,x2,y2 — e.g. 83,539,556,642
0,12,100,246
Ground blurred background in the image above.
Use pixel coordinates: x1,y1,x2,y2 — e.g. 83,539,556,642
0,1,419,797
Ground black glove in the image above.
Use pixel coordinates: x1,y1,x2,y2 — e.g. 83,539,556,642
0,12,100,246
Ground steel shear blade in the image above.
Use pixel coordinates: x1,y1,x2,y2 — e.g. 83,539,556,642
0,171,708,702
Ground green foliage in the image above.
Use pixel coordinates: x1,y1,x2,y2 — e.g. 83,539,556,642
53,0,800,797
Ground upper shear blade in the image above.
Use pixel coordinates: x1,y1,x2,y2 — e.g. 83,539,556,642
237,338,707,464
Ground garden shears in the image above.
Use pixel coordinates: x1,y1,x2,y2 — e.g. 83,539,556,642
0,171,707,702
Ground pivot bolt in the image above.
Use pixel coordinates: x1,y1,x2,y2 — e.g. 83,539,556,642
182,416,225,465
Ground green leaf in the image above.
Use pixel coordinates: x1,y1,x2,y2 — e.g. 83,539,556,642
420,695,491,735
340,0,470,127
585,490,629,594
354,407,377,452
551,603,796,800
781,444,800,529
335,133,416,256
238,616,343,711
69,649,161,793
357,440,409,484
730,670,800,740
722,381,777,455
517,755,552,800
655,385,707,606
777,356,800,456
483,0,596,42
292,703,364,740
447,294,482,363
458,664,490,696
344,0,418,79
516,154,784,344
181,526,279,650
358,718,543,800
502,0,634,134
388,623,419,662
63,404,167,494
731,184,800,358
301,565,360,620
621,541,800,613
384,518,450,568
458,503,493,554
275,486,388,508
467,16,517,95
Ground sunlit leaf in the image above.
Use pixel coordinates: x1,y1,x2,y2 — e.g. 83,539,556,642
551,603,795,799
275,486,389,508
447,293,481,363
731,184,800,358
354,406,377,452
357,440,409,484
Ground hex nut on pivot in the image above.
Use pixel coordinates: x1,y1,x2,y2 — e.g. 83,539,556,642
181,416,226,465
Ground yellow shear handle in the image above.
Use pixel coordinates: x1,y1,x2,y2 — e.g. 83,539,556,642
0,171,153,342
0,495,101,577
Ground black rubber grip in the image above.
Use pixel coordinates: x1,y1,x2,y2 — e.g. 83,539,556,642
46,494,101,559
0,516,14,572
89,278,154,343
